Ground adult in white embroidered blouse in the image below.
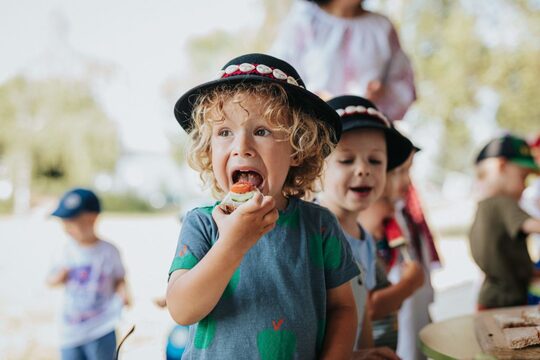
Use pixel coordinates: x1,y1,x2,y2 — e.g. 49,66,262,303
270,0,416,121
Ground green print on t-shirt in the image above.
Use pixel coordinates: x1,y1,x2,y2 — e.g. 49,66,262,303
257,319,296,360
194,315,216,349
199,205,215,216
277,208,299,228
172,245,199,270
222,268,240,299
309,233,342,270
323,236,341,270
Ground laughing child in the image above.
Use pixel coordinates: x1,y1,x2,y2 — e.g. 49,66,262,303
319,95,424,351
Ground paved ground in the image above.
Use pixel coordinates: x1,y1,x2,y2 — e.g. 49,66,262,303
0,199,484,359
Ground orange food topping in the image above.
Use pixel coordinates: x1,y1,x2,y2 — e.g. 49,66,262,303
230,182,255,194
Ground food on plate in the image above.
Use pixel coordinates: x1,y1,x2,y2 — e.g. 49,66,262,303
494,314,530,329
522,309,540,326
503,327,540,349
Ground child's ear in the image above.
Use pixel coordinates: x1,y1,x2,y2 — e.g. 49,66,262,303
290,156,301,167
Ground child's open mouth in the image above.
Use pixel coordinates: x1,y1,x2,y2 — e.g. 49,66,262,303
232,170,264,190
350,186,372,197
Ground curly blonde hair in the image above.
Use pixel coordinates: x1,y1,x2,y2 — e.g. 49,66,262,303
186,82,335,199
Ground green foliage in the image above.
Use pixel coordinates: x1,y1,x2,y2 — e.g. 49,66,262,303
180,0,540,178
483,48,540,134
100,192,156,213
183,0,293,91
0,198,13,214
403,0,540,175
0,76,119,192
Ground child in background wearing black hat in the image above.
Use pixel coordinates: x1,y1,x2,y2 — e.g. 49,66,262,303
47,188,130,360
318,95,424,356
166,53,360,359
470,134,540,310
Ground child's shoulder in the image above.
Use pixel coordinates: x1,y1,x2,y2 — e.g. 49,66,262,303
97,239,120,251
88,240,122,259
296,198,339,221
480,194,518,207
191,204,216,216
182,204,217,225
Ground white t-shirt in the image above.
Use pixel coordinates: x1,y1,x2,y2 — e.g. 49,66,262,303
52,239,125,348
270,0,416,120
521,178,540,261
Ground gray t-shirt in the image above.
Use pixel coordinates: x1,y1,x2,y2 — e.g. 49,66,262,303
344,228,397,350
168,197,360,359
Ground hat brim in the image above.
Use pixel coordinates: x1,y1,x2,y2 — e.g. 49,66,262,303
342,119,413,170
510,158,540,172
51,207,80,219
174,76,342,146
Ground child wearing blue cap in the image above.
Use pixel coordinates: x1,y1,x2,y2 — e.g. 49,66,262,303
47,188,130,360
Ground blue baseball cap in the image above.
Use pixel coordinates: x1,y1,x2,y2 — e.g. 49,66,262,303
51,188,101,219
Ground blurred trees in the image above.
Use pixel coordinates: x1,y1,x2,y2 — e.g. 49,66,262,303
0,76,119,212
182,0,539,182
400,0,540,175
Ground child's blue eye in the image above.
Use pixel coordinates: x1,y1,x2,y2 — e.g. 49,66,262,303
254,128,271,136
369,159,383,165
338,159,354,164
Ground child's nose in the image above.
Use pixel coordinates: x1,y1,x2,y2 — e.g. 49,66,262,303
356,163,370,176
232,132,255,157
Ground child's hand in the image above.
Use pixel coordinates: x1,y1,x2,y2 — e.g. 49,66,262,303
400,261,424,291
213,192,278,253
154,297,167,308
121,293,132,307
366,80,385,102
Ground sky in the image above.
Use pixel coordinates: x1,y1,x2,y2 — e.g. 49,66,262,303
1,0,265,153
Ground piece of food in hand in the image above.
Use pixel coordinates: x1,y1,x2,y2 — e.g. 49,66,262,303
220,182,259,214
494,314,530,329
503,326,540,349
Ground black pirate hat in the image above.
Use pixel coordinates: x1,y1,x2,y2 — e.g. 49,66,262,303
174,53,341,145
326,95,413,170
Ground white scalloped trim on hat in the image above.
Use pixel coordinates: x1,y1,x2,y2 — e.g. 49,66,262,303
335,106,390,127
272,68,287,80
256,64,272,74
217,63,303,88
239,63,255,72
225,65,239,74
